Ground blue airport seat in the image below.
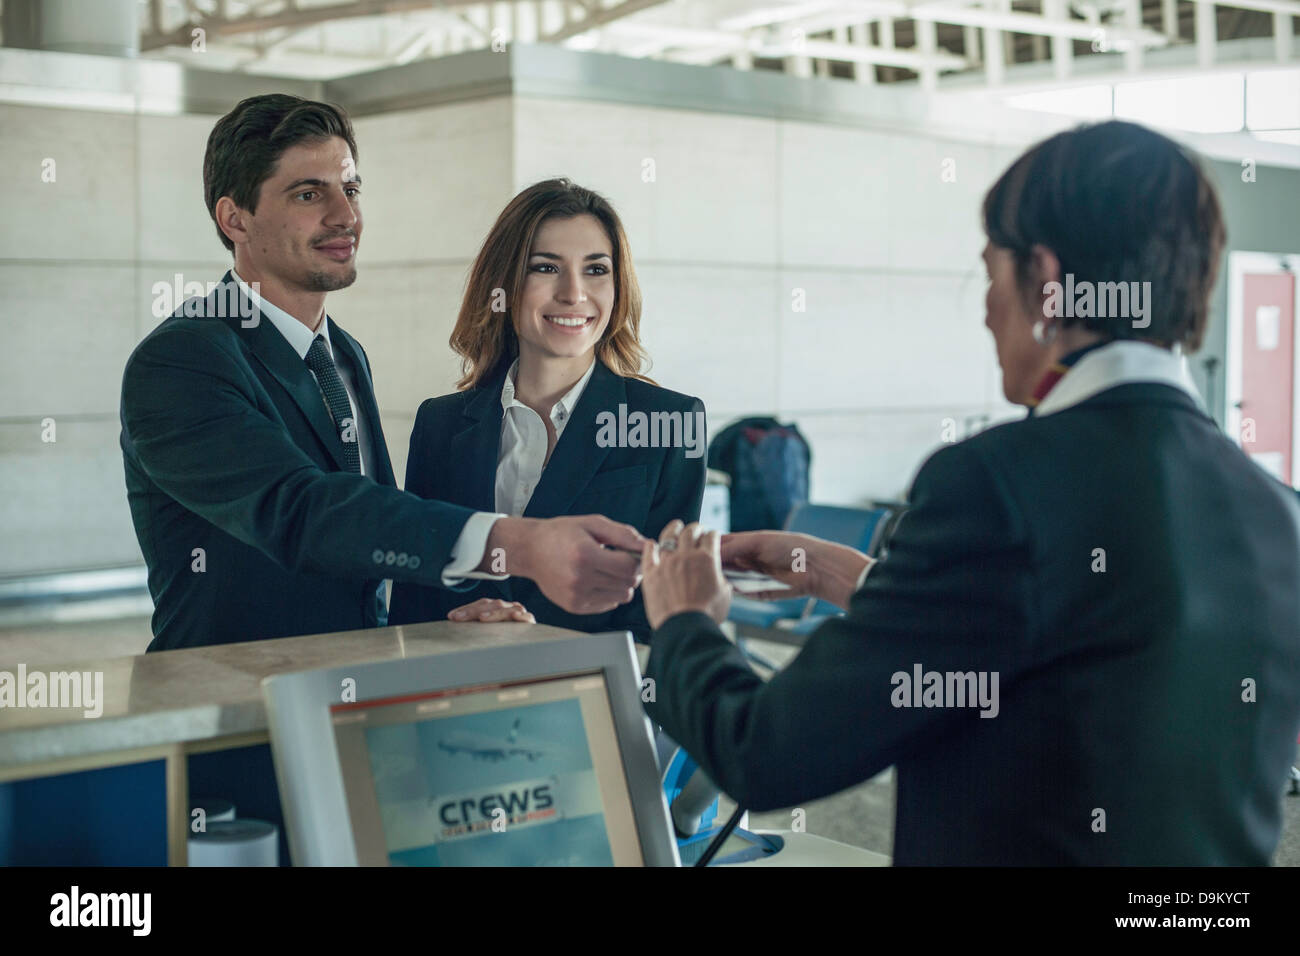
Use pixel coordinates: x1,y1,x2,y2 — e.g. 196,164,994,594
788,503,888,551
783,613,837,637
727,594,809,628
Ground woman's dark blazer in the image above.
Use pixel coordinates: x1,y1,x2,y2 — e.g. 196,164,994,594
389,359,706,642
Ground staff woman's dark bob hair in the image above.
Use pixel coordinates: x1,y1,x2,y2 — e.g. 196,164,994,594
982,120,1226,352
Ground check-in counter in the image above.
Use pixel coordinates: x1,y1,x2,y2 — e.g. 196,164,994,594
0,621,592,865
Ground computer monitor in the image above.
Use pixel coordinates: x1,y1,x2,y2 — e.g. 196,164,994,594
262,632,679,867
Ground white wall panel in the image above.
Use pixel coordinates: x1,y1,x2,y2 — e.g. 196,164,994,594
351,97,514,264
0,105,137,263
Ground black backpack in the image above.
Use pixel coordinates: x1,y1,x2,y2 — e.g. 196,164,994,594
707,417,811,532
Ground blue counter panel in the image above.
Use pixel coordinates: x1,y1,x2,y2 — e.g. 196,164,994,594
0,761,167,866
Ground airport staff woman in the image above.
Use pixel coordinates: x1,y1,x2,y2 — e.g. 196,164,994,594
390,179,706,642
638,120,1300,865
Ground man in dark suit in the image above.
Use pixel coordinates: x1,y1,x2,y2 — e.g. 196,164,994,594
121,94,644,652
636,121,1300,865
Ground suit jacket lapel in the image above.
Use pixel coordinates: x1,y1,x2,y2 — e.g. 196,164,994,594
448,365,506,513
328,318,396,487
524,359,621,519
220,272,351,473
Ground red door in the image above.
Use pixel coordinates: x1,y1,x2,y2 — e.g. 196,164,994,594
1239,271,1296,484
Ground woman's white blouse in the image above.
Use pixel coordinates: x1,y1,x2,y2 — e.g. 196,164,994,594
494,357,597,516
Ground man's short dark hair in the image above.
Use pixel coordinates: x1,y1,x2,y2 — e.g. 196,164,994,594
203,93,359,253
982,120,1226,352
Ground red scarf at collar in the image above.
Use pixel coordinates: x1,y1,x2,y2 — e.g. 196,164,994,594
1025,341,1112,411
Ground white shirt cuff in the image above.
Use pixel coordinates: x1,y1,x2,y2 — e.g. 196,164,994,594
854,559,875,593
441,512,510,586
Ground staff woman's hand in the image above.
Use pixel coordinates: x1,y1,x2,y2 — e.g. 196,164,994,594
447,598,535,623
721,531,873,611
641,520,731,630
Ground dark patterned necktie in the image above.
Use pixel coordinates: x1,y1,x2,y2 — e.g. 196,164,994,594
304,335,361,474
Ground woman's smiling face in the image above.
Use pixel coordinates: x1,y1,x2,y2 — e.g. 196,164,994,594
513,214,615,365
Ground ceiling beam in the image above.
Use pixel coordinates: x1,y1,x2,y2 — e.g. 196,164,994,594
600,19,967,70
138,0,1300,72
756,36,968,69
720,0,1169,49
719,2,874,31
540,0,673,44
910,5,1168,48
602,22,748,50
392,23,443,61
1186,0,1300,14
141,0,497,51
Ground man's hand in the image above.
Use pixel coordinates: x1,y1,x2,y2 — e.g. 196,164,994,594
720,530,873,611
448,598,534,623
484,515,645,615
641,520,731,630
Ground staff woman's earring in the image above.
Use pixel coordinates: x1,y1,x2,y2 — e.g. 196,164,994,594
1032,319,1058,346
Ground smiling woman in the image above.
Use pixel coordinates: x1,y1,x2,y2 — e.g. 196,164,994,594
388,179,707,641
447,178,650,391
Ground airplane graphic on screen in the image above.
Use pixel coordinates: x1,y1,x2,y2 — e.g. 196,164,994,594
436,718,547,762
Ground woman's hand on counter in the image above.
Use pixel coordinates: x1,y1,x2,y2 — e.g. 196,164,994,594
447,598,535,623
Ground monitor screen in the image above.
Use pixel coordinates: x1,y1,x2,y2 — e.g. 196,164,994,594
330,669,645,866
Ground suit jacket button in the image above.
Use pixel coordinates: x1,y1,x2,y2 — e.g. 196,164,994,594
396,553,408,567
372,549,385,564
385,550,397,565
408,555,421,570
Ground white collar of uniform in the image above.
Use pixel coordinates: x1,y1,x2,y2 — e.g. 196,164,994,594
500,357,597,425
1033,339,1205,418
231,267,330,361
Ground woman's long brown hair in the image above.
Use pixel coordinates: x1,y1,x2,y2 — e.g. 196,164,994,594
450,178,654,390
